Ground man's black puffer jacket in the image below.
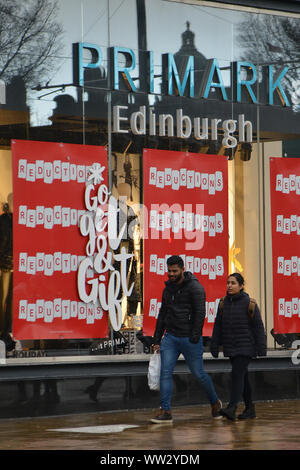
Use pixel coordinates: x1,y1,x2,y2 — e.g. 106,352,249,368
153,272,206,344
210,290,267,358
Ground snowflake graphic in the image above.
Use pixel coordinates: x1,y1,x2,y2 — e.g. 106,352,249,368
88,163,105,185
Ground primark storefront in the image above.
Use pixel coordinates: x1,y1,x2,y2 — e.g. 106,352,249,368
0,0,300,418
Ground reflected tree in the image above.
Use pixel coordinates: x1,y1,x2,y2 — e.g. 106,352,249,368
0,0,63,86
236,14,300,109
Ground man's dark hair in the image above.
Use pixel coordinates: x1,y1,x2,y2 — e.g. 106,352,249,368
167,255,184,268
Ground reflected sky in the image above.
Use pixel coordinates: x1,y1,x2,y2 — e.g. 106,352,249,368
27,0,300,125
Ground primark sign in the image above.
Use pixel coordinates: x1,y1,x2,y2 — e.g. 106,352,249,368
72,43,291,148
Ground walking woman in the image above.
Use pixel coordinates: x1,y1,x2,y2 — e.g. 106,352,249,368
210,273,267,421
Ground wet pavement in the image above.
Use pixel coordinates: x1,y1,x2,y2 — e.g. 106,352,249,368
0,399,300,451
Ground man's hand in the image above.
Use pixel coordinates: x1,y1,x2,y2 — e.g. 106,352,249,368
153,344,160,352
189,334,200,344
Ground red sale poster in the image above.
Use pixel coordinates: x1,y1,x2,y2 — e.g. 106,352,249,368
12,140,109,339
270,157,300,334
143,149,228,337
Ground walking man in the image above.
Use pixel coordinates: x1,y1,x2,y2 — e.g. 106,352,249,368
150,255,222,423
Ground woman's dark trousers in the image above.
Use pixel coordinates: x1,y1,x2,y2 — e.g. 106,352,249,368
229,355,252,407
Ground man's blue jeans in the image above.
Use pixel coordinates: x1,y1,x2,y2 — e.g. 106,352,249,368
160,333,218,411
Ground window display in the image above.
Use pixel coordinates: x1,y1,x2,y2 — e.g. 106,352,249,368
0,192,13,350
0,0,299,360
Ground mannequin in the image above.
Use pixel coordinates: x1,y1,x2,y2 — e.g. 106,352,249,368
0,193,13,343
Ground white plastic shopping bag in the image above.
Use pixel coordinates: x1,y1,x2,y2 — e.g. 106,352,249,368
147,350,161,390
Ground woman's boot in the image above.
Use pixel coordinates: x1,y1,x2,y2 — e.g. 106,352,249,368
220,404,237,421
237,404,256,419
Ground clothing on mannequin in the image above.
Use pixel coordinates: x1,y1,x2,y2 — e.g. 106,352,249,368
0,193,13,342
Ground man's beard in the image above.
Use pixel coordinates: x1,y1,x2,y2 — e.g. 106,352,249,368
168,273,184,284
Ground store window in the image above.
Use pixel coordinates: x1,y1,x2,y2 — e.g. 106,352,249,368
0,0,300,359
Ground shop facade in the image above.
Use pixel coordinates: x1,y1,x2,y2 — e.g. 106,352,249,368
0,0,300,417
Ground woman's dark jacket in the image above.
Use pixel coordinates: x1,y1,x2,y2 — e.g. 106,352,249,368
210,291,267,358
153,272,206,344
